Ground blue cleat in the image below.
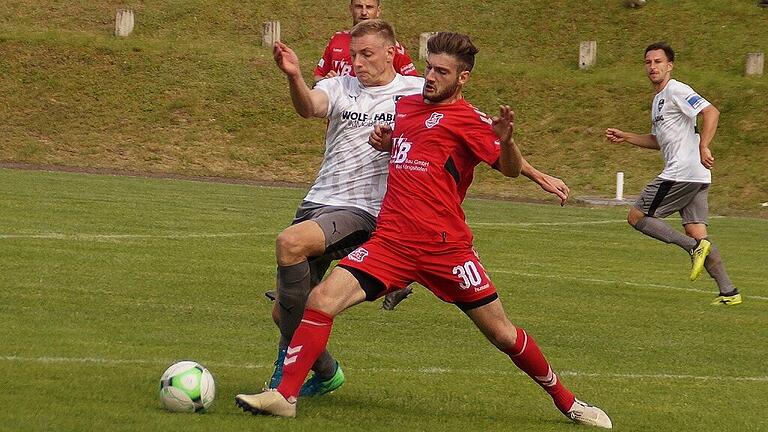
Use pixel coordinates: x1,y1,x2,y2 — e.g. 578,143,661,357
300,362,345,397
267,348,287,389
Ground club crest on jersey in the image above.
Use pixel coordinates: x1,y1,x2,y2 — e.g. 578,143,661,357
347,247,369,263
425,112,444,129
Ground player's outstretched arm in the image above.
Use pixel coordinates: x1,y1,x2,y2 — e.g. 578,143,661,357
605,127,659,149
493,105,523,178
520,159,570,206
369,124,393,152
273,41,329,118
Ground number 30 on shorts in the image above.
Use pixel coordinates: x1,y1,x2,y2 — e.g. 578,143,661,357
452,260,484,290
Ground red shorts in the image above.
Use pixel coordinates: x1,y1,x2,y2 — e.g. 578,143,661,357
338,233,498,308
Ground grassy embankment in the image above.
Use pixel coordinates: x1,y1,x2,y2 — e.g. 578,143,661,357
1,1,766,213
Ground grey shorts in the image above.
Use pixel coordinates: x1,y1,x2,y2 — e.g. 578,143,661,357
292,201,377,261
634,177,709,225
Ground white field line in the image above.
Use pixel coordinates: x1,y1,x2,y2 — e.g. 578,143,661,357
472,220,626,227
1,355,766,383
471,215,726,228
0,232,277,240
493,269,768,301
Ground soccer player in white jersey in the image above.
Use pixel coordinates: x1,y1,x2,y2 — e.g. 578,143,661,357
605,42,741,306
265,19,424,397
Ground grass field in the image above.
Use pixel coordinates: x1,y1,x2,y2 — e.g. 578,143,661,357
1,168,767,432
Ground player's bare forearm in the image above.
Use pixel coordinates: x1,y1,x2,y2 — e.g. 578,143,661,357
274,41,327,118
628,133,659,149
288,74,317,118
698,105,720,150
606,128,659,149
698,105,719,169
498,138,523,178
493,105,521,177
521,159,569,205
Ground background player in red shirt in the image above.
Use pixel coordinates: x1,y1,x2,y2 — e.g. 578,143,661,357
237,32,612,429
313,0,418,83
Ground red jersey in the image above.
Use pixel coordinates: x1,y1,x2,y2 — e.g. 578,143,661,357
375,95,501,247
314,31,419,78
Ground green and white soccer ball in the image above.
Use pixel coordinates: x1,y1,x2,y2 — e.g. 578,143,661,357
159,361,216,412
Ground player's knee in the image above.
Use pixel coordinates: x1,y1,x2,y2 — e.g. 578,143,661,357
305,279,349,317
485,325,518,351
627,209,642,227
275,230,307,262
271,303,280,325
305,289,336,317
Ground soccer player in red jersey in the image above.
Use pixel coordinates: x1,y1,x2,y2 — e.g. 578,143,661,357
237,32,612,428
313,0,418,83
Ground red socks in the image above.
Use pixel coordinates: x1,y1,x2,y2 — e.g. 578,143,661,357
504,327,575,414
276,308,334,399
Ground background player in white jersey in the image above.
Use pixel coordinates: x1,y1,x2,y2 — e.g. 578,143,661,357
266,19,424,397
605,42,740,306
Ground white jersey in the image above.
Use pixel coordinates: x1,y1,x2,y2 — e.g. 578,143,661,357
304,74,424,216
650,79,712,183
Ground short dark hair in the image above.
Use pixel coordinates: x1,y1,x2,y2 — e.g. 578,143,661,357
427,32,479,72
350,19,395,46
645,42,675,62
350,0,381,6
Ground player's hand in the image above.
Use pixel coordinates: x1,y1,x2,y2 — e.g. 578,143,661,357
369,124,393,152
325,70,338,79
273,41,301,78
538,174,570,206
605,128,626,143
492,105,514,143
700,147,714,169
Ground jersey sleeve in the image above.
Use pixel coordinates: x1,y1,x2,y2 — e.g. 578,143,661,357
314,77,340,118
672,82,711,118
393,42,419,76
457,108,501,166
314,39,333,77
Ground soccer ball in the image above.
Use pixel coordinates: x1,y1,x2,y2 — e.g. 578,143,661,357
159,361,216,412
625,0,647,7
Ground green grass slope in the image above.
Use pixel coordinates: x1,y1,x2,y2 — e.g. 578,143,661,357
1,1,766,213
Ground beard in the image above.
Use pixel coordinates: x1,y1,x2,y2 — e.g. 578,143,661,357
422,79,460,103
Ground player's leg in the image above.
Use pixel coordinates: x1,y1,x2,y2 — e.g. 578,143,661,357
463,299,612,428
270,205,375,389
267,219,326,388
295,208,376,393
418,248,611,427
236,267,369,417
629,179,726,282
680,186,741,304
628,179,698,251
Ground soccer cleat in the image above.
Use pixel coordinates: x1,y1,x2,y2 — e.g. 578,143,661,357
267,348,287,389
567,398,613,429
689,239,711,281
381,286,413,310
711,291,742,306
264,290,277,301
299,362,345,397
235,389,296,417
